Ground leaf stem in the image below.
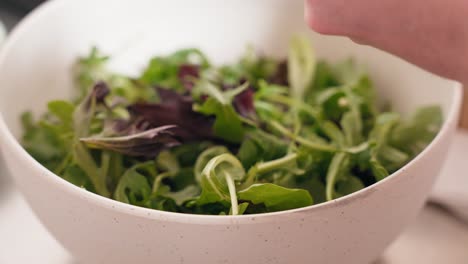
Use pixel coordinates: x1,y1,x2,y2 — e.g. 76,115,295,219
264,94,320,120
256,153,298,173
225,172,239,215
326,153,347,201
269,121,337,153
73,142,110,197
152,172,171,193
242,153,298,188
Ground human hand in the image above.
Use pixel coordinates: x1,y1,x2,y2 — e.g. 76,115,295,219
304,0,468,84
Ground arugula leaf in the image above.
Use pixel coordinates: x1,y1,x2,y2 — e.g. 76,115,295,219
156,150,180,175
368,112,400,180
21,112,69,171
390,106,442,155
218,45,281,87
72,143,111,197
310,61,339,91
369,159,389,181
114,163,153,205
62,164,94,191
74,47,110,99
21,41,444,215
378,145,409,172
161,185,200,206
237,129,288,169
195,98,244,143
141,48,210,91
168,167,196,191
335,175,365,197
238,183,313,212
295,174,326,204
170,141,211,167
240,45,280,85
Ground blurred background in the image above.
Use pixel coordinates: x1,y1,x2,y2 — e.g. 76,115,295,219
0,0,31,28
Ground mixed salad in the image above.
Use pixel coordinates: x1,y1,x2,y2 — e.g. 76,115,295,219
21,36,442,215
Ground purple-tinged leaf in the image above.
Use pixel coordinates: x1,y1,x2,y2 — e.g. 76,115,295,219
80,125,180,157
129,88,215,140
178,64,200,91
74,81,111,137
233,87,255,118
93,81,111,103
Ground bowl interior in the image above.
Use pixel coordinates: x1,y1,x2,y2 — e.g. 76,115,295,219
0,0,458,140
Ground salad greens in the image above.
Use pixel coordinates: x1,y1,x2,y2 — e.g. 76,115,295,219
20,36,442,215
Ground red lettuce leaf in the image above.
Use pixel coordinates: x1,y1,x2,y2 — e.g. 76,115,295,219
178,64,200,91
129,88,215,141
233,86,255,118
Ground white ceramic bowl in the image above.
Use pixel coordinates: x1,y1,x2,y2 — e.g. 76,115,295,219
0,0,463,263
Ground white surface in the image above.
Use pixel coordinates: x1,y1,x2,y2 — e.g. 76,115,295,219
431,130,468,220
0,0,463,263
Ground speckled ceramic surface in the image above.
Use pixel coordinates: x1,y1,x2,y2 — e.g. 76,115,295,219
0,0,462,263
3,131,468,263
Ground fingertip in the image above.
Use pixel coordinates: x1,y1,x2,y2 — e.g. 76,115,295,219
304,0,314,29
303,0,333,35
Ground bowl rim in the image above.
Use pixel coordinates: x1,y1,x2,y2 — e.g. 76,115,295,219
0,0,464,224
